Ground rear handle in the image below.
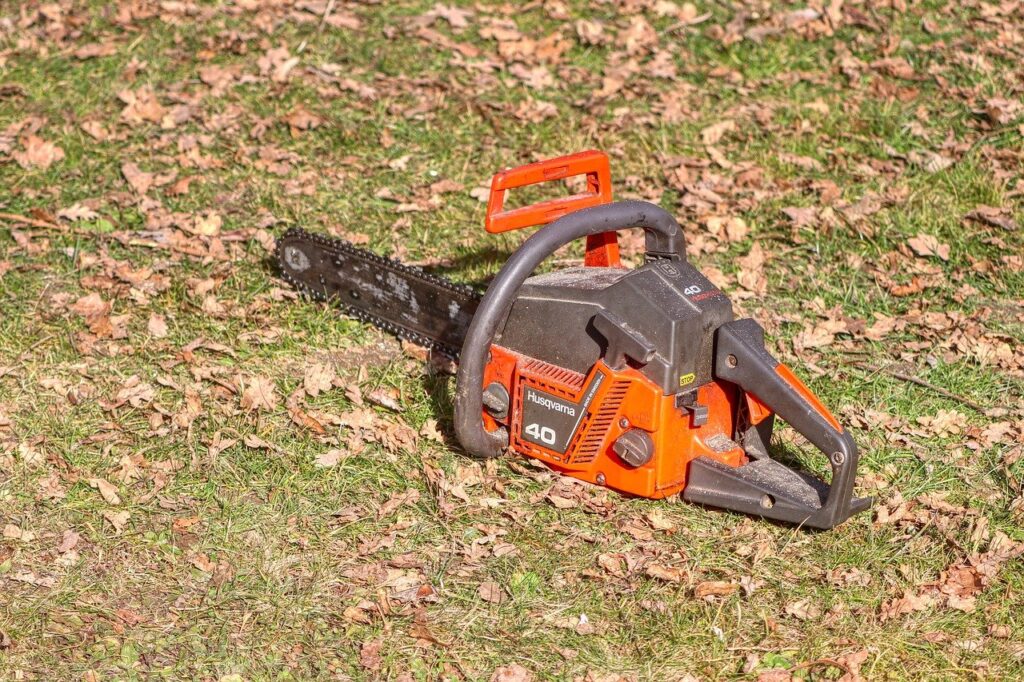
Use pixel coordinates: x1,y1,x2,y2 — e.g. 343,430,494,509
455,201,686,460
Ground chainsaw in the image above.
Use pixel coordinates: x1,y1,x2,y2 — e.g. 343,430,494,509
276,151,871,529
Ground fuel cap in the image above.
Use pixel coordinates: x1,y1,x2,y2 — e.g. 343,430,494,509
612,429,654,467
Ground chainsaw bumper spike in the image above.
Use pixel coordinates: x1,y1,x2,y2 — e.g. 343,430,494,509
277,151,872,529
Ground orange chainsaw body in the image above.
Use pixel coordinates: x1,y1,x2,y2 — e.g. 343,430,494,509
482,346,798,498
463,151,871,527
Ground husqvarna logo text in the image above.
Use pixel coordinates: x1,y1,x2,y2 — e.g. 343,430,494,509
526,391,576,416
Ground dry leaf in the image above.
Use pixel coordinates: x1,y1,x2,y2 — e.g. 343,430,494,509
57,530,79,553
478,580,506,603
304,362,336,397
122,162,154,195
88,477,121,505
103,510,130,532
784,598,821,620
189,552,216,572
701,120,736,145
964,205,1018,231
378,488,420,517
117,381,155,408
71,293,109,320
694,581,738,599
119,86,166,124
314,448,346,467
359,639,383,671
192,213,222,237
645,509,675,531
646,563,688,583
420,418,444,442
240,376,278,412
147,313,168,338
907,233,950,261
490,664,533,682
74,42,118,59
13,135,64,170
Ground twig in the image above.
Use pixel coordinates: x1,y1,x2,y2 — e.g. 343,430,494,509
789,658,850,675
857,362,989,413
316,0,336,33
296,0,336,53
0,211,62,230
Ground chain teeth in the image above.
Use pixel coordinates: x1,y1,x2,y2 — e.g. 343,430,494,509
274,226,481,360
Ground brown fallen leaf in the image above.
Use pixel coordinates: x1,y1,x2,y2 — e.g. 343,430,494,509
889,276,924,297
645,563,688,583
420,418,444,443
784,598,821,620
423,4,472,29
189,552,216,572
119,86,166,124
122,162,155,195
167,176,195,196
147,313,168,338
490,663,533,682
284,105,324,135
57,203,99,222
80,120,109,141
478,580,506,603
172,516,200,532
694,580,738,599
103,510,130,532
343,605,373,624
74,42,118,59
598,553,626,577
964,205,1018,231
190,213,222,237
243,434,276,451
57,530,80,553
3,524,25,540
314,449,346,468
88,477,121,505
303,362,336,397
980,97,1024,125
368,387,402,411
701,119,736,145
13,135,64,170
239,375,278,412
359,639,383,671
71,292,110,320
116,376,155,408
645,509,675,531
705,215,749,242
879,590,934,621
907,233,950,261
378,488,420,517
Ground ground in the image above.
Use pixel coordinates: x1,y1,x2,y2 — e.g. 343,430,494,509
1,1,1023,680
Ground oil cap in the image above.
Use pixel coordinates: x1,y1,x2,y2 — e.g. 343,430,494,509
612,429,654,467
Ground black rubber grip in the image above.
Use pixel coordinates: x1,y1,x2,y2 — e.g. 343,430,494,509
454,201,686,459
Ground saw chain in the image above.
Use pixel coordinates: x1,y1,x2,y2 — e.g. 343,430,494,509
275,227,481,358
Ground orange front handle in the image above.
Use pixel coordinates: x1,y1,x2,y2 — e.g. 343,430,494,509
484,150,620,267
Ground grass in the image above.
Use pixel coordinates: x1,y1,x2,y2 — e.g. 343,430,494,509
1,1,1023,680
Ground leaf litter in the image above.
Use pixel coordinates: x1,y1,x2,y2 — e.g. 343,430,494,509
0,0,1022,679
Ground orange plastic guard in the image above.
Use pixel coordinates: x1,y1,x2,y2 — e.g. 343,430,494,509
485,150,620,267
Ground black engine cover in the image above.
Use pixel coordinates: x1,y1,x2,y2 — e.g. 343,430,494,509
496,260,734,395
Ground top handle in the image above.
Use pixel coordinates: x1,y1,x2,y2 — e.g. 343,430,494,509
484,150,620,267
456,201,686,461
